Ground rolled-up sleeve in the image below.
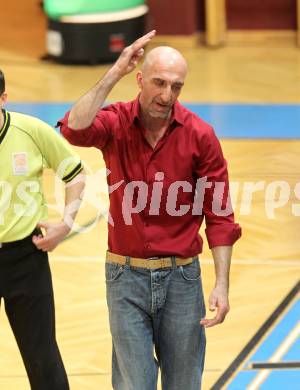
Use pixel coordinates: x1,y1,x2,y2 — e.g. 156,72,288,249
58,108,114,150
194,126,241,248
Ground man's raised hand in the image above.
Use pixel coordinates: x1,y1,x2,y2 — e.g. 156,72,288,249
112,30,156,78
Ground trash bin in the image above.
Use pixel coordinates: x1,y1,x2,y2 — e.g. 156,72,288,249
44,0,148,64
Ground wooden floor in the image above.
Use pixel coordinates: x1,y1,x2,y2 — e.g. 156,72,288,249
1,1,300,389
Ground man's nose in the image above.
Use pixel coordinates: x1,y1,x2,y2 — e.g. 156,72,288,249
160,86,172,104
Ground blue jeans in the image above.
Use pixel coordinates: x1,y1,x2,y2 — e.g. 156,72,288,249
105,257,206,390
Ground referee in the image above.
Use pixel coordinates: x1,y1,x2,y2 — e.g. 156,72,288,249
0,70,85,390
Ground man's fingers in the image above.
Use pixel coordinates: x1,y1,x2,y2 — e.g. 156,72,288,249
144,29,156,38
131,30,156,52
135,30,156,45
200,318,219,328
115,30,155,75
134,48,144,58
200,307,229,328
37,221,48,230
32,236,47,246
209,297,217,311
32,235,54,251
215,306,228,323
200,315,223,328
130,49,145,67
32,235,42,244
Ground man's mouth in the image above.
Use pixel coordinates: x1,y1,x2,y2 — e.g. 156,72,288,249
154,102,170,109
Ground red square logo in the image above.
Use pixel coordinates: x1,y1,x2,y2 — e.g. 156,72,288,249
110,34,126,53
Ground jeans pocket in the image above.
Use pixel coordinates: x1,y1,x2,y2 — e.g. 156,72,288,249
179,259,201,281
105,262,124,282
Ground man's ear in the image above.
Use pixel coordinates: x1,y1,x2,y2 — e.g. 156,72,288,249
0,92,7,105
136,72,143,89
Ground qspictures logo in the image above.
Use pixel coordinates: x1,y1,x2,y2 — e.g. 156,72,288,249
0,157,300,232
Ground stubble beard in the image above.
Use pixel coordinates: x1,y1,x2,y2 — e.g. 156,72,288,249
148,103,172,120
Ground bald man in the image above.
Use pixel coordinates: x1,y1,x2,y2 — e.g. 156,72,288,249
58,31,241,390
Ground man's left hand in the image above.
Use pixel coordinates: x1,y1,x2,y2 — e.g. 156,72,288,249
200,285,230,328
32,221,70,252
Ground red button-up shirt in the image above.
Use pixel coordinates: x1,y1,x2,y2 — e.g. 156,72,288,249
59,97,241,258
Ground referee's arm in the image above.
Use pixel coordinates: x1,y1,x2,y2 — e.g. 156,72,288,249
32,168,86,252
30,118,86,252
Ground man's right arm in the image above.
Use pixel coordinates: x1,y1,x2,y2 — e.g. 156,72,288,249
67,30,156,130
67,69,121,130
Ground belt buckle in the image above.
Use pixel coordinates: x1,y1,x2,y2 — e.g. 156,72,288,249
147,257,161,270
162,258,171,268
0,243,2,248
148,256,171,269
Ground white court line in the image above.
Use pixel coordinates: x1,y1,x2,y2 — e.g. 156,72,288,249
50,256,300,266
247,321,300,390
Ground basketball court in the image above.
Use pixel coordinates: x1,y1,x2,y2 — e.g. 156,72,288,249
0,1,299,389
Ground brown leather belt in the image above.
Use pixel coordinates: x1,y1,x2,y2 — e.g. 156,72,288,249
106,251,195,270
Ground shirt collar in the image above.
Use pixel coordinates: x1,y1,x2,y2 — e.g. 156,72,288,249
132,95,140,123
172,100,184,126
132,95,184,127
0,109,10,145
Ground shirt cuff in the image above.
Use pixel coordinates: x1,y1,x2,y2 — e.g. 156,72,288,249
205,223,242,248
58,113,94,146
61,125,90,144
62,161,83,182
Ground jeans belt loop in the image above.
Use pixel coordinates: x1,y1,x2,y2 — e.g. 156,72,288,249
125,256,131,269
171,255,177,269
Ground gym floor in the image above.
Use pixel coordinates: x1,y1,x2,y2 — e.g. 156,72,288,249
1,2,299,389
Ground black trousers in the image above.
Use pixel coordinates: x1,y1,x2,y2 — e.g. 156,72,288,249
0,236,69,390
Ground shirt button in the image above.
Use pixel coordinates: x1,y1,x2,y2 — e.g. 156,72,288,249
146,244,151,249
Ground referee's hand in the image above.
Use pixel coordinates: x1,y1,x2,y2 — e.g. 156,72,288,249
32,221,70,252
